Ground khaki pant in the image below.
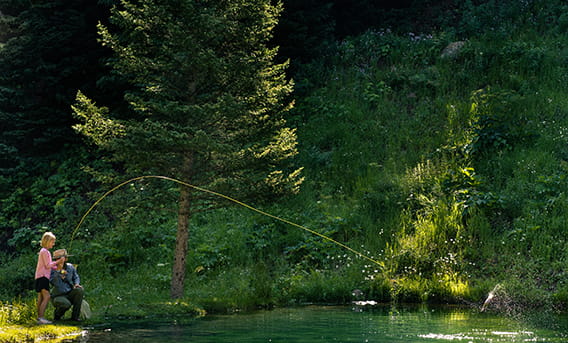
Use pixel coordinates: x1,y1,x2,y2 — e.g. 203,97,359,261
52,287,84,320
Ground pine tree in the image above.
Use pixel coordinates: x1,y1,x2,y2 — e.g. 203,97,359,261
73,0,303,298
0,0,107,166
0,0,111,238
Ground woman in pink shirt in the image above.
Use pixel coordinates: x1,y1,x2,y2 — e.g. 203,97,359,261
35,232,60,324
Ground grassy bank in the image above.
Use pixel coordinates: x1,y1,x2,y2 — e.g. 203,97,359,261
0,299,83,343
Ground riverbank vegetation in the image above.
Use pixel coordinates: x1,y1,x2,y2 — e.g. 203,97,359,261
1,1,567,336
0,299,83,342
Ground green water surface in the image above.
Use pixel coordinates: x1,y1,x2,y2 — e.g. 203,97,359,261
81,305,567,342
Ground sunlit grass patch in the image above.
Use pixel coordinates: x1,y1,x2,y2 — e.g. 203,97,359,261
0,324,83,343
439,273,470,299
388,273,471,304
0,298,40,326
0,299,84,343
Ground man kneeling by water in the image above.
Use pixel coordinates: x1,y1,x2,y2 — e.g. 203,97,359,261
50,249,84,321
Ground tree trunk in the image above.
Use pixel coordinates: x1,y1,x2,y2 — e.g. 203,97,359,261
170,155,193,298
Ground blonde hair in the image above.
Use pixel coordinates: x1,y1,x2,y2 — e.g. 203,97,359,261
40,232,56,248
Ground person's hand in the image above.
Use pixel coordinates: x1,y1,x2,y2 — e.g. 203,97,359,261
74,284,83,289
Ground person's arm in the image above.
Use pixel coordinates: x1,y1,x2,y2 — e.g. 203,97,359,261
69,265,81,288
40,249,58,270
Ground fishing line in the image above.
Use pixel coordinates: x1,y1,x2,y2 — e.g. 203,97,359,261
70,175,383,268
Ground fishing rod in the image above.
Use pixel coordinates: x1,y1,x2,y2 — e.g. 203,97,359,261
70,175,384,268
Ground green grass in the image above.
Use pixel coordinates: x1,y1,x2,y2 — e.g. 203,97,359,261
0,299,83,343
79,266,204,319
0,325,83,343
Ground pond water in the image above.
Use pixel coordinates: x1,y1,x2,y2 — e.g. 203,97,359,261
76,305,567,342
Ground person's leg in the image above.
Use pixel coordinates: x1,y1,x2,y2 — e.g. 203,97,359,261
36,292,42,318
38,289,50,318
52,295,72,320
68,288,84,320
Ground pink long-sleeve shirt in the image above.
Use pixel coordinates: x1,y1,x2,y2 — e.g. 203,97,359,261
35,247,58,279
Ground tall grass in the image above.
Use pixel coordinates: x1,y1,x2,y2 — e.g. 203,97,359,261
0,298,36,325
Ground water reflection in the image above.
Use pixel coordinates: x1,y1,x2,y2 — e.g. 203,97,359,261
77,305,567,342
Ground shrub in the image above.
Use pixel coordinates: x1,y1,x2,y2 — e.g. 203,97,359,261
0,254,36,301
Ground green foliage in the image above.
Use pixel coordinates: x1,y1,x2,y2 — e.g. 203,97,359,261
2,0,568,316
275,267,360,305
0,253,36,300
0,297,82,342
0,0,105,159
0,147,99,258
466,88,537,156
73,0,304,199
74,263,203,319
0,298,36,325
455,0,568,38
70,0,305,298
184,263,278,312
283,12,568,309
0,0,115,263
81,216,176,275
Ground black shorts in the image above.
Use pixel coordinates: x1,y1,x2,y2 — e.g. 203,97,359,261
35,277,50,292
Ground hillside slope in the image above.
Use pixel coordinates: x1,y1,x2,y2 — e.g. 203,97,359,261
288,20,568,310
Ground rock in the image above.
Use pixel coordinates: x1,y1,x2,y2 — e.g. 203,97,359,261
441,41,466,59
352,289,364,298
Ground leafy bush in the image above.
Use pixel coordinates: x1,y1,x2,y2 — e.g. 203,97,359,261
0,254,36,301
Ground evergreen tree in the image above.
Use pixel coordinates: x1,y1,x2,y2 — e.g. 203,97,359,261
73,0,303,298
0,0,111,244
0,0,106,167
